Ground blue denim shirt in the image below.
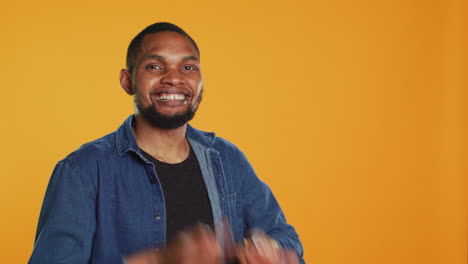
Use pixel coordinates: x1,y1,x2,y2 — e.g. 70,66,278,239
29,115,305,263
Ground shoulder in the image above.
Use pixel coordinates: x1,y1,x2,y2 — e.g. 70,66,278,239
64,132,116,164
187,125,252,173
46,132,116,200
56,131,118,182
212,137,248,164
187,125,245,157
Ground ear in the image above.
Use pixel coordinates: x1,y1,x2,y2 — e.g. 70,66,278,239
120,69,134,95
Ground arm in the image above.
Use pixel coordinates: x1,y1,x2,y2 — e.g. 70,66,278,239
239,153,305,264
29,160,96,264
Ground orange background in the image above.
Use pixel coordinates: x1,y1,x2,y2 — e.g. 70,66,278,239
1,0,466,263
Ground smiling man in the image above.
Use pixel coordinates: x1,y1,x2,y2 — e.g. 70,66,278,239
29,22,304,264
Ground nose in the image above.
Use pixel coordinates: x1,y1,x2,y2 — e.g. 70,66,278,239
161,69,184,86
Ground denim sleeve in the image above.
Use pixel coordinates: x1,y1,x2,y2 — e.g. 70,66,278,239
240,153,305,264
29,160,97,264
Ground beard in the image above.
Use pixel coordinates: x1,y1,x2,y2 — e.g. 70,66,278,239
135,88,203,130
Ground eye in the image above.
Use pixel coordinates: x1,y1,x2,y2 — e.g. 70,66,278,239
146,64,162,70
183,65,198,71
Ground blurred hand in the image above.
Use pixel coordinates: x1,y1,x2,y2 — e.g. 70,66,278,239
235,230,299,264
125,224,222,264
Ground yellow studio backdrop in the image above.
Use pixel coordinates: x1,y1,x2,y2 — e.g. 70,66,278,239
1,0,466,263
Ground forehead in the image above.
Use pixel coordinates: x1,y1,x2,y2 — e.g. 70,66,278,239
139,31,199,58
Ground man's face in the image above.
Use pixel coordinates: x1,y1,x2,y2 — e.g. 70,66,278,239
130,31,203,129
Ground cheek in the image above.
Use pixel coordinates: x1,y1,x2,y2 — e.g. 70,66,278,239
135,72,159,86
192,78,203,94
134,78,158,96
132,85,150,105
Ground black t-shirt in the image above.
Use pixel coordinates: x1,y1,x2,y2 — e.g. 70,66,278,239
141,146,214,242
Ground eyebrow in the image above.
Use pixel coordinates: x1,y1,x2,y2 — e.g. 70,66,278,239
182,55,199,62
146,54,163,60
145,54,200,62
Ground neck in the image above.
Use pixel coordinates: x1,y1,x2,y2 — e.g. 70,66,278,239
132,114,190,164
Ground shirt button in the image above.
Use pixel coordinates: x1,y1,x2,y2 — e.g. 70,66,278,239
155,214,161,220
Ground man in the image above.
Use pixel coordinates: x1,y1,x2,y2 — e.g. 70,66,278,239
29,22,304,264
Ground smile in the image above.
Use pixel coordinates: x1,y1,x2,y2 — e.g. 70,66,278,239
155,93,188,104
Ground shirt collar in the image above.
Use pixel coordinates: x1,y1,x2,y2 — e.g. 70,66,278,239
116,115,217,156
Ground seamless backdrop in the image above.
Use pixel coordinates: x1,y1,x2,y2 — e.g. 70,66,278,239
1,0,467,263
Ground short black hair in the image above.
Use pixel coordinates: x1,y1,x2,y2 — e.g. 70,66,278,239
126,22,200,73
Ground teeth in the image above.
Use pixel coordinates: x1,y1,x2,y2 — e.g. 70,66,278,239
157,94,186,101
